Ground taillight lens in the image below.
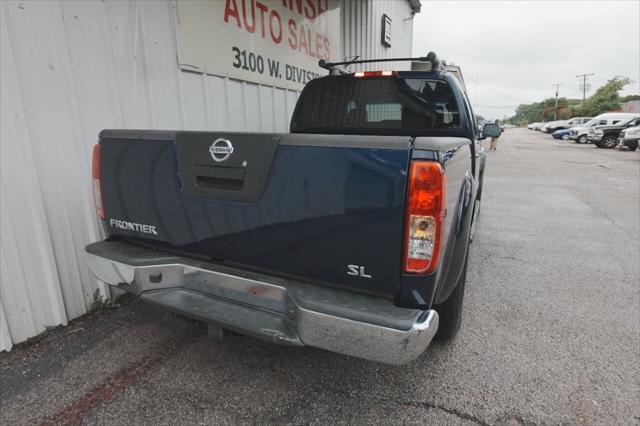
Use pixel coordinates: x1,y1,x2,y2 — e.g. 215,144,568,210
91,144,105,219
403,161,447,274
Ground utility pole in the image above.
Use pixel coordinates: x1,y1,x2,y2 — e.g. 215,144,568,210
552,83,563,120
576,73,594,102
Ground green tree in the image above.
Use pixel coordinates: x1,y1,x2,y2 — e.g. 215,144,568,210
504,76,632,124
507,97,578,124
578,76,631,116
621,94,640,103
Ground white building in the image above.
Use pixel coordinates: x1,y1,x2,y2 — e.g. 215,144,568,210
621,100,640,114
0,0,421,351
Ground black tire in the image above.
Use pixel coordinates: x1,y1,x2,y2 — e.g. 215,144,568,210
601,134,618,149
577,135,588,144
594,140,604,148
434,250,468,341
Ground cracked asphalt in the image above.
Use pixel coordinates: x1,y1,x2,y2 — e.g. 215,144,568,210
1,128,638,425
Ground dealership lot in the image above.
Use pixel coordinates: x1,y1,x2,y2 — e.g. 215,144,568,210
1,128,638,425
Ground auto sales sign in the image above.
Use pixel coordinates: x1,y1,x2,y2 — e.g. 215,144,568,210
176,0,341,90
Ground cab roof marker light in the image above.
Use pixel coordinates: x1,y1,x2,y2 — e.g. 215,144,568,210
352,70,398,78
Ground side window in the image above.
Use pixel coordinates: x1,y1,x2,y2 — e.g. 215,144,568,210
599,120,607,125
612,120,621,124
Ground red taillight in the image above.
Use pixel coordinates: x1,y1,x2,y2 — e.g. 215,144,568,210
91,144,105,220
352,70,397,78
403,161,447,274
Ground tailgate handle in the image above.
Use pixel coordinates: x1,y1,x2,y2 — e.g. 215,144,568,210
195,165,245,191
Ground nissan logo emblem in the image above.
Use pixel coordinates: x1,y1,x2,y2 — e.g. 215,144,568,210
209,138,234,162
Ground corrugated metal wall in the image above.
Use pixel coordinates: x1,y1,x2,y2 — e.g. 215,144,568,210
343,0,415,71
0,0,415,352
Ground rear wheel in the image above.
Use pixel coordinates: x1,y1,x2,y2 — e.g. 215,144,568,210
577,135,588,144
434,250,468,341
601,134,618,149
562,134,569,140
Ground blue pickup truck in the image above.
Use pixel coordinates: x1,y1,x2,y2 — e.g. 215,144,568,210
85,53,499,365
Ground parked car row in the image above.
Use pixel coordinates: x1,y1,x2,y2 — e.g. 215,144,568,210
618,125,640,151
526,117,591,133
528,112,640,150
588,115,640,149
543,117,592,133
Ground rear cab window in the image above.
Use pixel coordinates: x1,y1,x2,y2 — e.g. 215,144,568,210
291,76,461,135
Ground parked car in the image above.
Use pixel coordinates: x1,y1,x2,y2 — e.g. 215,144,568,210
545,117,592,133
552,129,572,140
617,125,640,151
532,122,546,131
589,116,640,148
570,113,638,144
571,117,593,126
84,54,499,365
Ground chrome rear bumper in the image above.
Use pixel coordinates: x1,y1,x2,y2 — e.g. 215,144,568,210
85,241,438,365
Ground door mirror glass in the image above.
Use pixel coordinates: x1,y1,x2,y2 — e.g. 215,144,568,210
482,123,502,138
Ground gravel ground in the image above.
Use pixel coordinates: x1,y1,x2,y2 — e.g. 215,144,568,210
1,128,638,425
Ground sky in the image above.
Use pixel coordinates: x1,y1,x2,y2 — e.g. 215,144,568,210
412,1,640,120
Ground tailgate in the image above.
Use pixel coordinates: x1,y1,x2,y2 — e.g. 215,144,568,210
99,130,411,298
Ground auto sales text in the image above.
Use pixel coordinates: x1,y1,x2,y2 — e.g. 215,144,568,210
224,0,332,61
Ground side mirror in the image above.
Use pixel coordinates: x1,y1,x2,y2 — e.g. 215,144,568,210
481,123,502,139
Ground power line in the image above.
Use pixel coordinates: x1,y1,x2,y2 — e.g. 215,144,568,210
564,89,583,98
465,74,529,103
576,73,594,102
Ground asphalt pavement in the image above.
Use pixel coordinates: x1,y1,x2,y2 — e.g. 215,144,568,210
1,128,638,425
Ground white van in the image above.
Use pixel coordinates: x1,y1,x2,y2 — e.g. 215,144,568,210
569,113,638,143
